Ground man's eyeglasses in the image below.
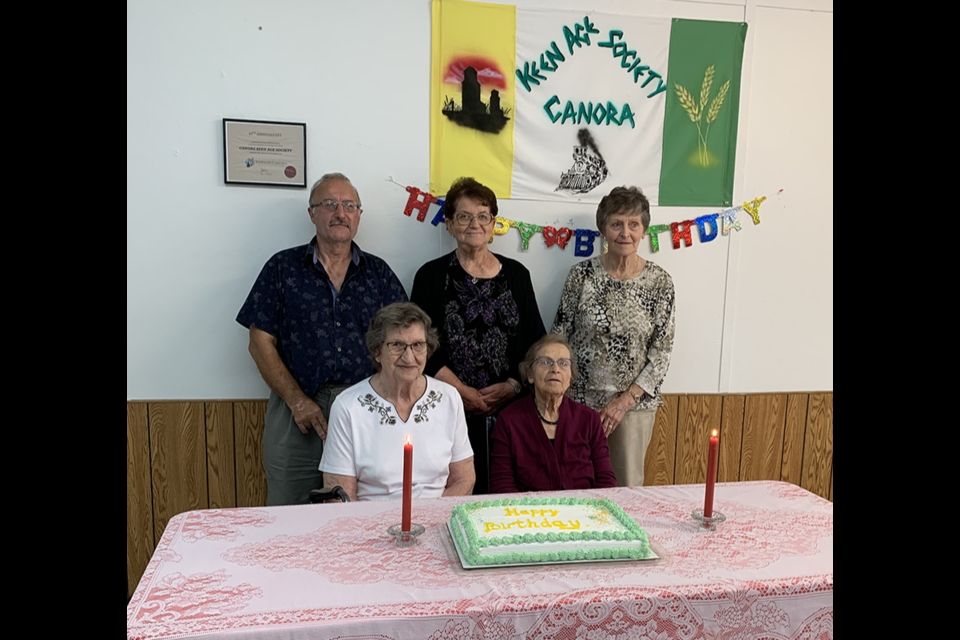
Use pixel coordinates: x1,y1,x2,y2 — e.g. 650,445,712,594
534,357,572,369
311,200,361,213
454,212,494,226
385,341,428,355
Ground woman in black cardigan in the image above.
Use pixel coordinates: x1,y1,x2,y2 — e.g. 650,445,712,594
411,177,545,494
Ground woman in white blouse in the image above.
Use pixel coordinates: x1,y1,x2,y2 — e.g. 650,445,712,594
551,186,676,487
320,302,475,501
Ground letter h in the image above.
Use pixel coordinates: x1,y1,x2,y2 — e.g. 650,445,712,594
404,186,439,222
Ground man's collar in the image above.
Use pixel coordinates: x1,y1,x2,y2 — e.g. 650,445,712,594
306,238,362,266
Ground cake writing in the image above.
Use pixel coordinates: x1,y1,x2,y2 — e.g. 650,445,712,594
483,518,581,533
504,508,559,518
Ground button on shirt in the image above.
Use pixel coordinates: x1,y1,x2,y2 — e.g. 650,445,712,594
236,239,408,397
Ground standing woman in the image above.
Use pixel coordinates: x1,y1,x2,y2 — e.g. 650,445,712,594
551,186,676,487
411,176,545,494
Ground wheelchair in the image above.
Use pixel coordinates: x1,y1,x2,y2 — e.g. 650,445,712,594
308,485,351,503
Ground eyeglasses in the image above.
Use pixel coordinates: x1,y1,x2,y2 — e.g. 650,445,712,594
311,199,361,213
534,357,572,369
385,341,428,355
454,212,494,226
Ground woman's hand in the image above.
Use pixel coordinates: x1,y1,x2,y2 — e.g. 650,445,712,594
598,393,636,437
459,385,490,415
436,366,489,415
321,473,358,502
478,382,517,415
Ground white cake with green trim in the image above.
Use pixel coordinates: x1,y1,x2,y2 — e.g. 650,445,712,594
450,497,650,566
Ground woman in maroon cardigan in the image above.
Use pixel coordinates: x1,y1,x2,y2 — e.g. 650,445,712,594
489,334,617,493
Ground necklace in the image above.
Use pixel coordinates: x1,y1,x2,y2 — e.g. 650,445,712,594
457,249,494,284
536,405,558,425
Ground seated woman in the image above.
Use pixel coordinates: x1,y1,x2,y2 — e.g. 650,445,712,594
489,334,616,493
319,302,475,501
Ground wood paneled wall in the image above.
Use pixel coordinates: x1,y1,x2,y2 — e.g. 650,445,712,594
126,392,832,597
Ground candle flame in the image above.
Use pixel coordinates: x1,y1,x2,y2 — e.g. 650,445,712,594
405,434,411,445
712,429,718,437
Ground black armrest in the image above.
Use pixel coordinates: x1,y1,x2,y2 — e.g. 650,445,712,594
309,486,351,503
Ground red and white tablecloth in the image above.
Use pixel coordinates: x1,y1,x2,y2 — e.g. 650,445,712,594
127,481,833,640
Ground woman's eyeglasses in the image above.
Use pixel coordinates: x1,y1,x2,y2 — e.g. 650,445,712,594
534,357,572,369
454,212,494,226
385,341,428,355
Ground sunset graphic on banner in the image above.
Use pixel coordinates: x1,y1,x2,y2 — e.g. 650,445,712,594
430,0,747,206
430,0,516,199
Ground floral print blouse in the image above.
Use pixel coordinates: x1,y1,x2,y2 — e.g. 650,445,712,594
551,257,676,411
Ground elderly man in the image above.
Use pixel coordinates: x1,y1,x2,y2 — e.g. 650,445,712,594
237,173,408,505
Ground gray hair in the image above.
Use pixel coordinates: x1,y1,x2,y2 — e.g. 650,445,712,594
366,302,440,372
518,333,578,388
596,186,650,234
308,172,360,206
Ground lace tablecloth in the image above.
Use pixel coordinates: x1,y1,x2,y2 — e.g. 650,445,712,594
127,481,833,639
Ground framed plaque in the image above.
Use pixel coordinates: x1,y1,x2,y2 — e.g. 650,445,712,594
223,118,306,187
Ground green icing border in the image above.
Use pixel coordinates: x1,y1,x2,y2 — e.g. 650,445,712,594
450,497,650,566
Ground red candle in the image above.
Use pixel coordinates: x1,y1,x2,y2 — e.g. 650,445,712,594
704,429,719,518
402,434,413,532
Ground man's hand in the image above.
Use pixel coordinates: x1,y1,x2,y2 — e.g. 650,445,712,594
249,327,325,435
290,395,328,438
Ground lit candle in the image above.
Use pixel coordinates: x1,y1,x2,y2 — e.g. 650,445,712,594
704,429,719,518
402,434,413,532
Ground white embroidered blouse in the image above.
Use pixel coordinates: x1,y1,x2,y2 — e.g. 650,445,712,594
320,376,474,500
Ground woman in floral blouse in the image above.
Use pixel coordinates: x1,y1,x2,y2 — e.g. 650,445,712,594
551,186,676,487
411,177,545,494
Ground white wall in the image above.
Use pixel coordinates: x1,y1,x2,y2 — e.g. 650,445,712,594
127,0,833,400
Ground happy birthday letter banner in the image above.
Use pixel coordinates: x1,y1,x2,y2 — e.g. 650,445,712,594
430,0,748,207
400,185,778,256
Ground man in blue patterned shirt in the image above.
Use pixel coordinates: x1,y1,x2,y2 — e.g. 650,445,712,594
237,173,408,505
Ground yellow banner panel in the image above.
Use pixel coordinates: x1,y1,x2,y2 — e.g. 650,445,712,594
431,0,516,199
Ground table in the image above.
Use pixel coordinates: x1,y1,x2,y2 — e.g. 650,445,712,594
127,481,833,639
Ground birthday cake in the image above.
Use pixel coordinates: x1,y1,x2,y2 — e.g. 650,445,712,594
449,496,650,566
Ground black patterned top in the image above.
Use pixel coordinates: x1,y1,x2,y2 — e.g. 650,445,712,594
411,251,545,391
551,257,676,411
236,238,408,396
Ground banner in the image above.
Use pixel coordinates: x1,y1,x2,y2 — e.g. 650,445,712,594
430,0,747,207
400,184,781,257
660,19,747,206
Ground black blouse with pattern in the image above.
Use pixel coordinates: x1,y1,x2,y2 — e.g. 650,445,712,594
411,252,545,390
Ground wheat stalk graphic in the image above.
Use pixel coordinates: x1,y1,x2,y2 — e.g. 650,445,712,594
675,66,731,167
703,79,731,159
700,65,714,114
676,85,699,122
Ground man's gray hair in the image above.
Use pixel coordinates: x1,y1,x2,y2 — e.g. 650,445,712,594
309,173,360,205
